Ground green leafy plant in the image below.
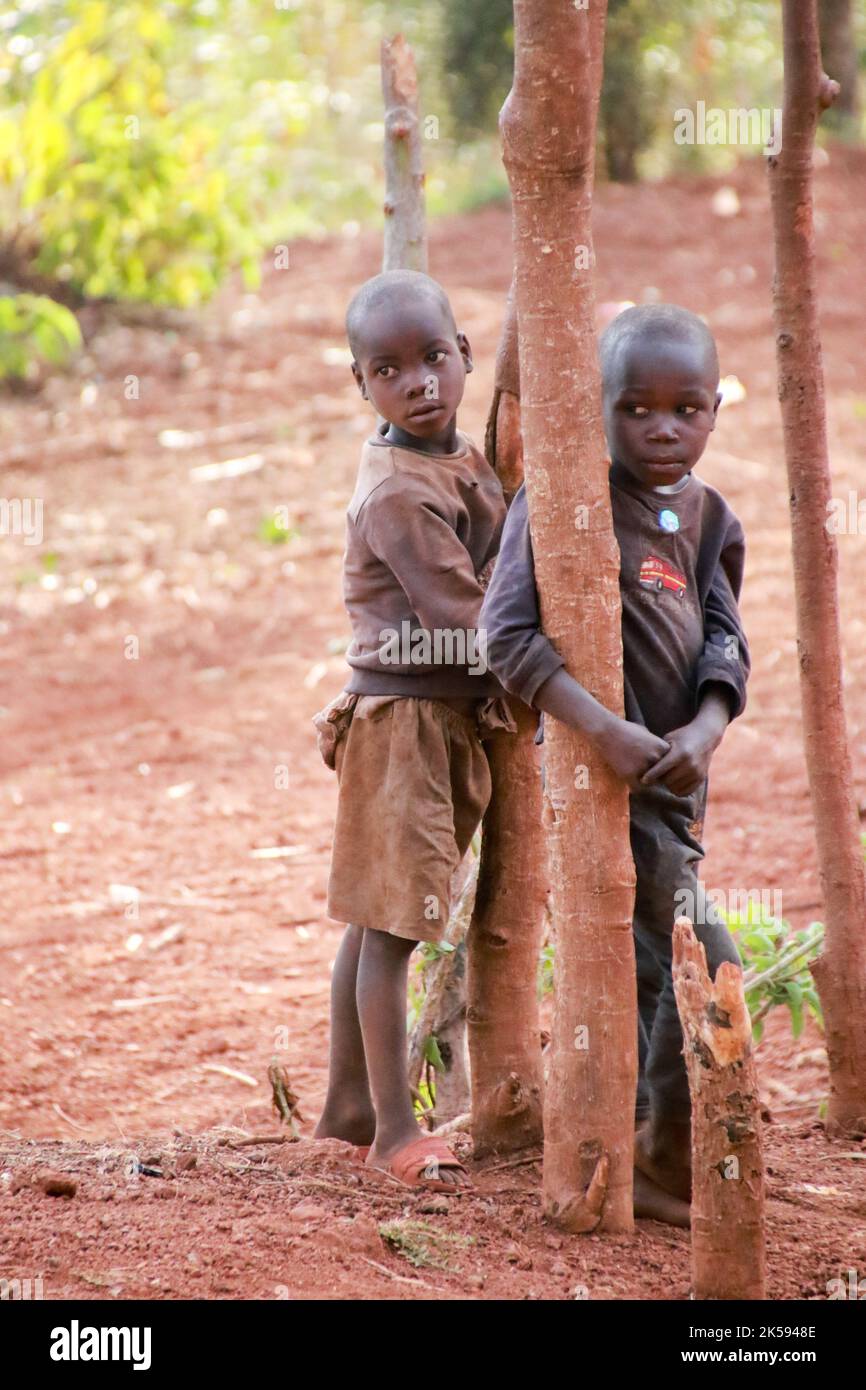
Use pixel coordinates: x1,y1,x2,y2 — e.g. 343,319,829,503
407,941,456,1119
0,293,81,380
257,513,298,545
0,1,262,307
726,907,824,1043
412,1077,435,1123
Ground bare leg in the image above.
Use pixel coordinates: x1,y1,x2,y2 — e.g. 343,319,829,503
358,928,468,1188
313,924,376,1145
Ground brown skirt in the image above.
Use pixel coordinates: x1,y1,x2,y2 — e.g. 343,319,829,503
324,695,497,942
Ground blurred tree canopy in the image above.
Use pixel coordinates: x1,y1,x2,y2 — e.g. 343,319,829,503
0,0,862,341
820,0,862,125
440,0,513,136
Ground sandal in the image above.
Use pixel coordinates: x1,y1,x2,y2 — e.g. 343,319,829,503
383,1135,470,1191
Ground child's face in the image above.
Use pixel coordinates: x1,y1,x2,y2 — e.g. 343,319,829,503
350,296,472,439
603,337,722,490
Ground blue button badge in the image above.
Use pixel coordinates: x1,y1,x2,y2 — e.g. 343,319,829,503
658,509,680,532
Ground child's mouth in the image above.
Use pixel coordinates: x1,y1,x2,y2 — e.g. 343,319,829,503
408,403,445,420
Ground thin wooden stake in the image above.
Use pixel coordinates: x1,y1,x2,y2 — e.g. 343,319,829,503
380,34,427,273
768,0,866,1137
672,917,766,1300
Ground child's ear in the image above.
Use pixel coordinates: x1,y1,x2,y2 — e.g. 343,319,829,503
457,331,473,374
710,390,722,429
351,360,368,399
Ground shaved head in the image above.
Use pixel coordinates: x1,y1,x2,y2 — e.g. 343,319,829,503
599,303,719,390
345,269,457,361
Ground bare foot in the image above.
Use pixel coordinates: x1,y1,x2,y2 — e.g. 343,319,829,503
633,1167,690,1227
634,1120,691,1203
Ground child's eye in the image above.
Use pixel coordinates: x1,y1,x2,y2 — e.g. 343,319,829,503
376,365,397,378
677,405,698,415
626,404,649,417
426,350,447,364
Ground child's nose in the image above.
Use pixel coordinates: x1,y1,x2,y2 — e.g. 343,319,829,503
648,417,679,440
406,373,432,397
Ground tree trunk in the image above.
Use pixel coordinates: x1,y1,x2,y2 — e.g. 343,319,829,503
466,278,548,1160
818,0,860,121
501,0,637,1233
380,34,471,1116
380,35,427,273
672,918,766,1301
768,0,866,1137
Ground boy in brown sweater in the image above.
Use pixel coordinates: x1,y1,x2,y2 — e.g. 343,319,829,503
313,269,511,1188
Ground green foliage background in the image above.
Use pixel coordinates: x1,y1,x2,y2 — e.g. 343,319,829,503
0,0,862,340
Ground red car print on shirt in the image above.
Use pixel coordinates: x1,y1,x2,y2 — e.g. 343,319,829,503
639,554,687,599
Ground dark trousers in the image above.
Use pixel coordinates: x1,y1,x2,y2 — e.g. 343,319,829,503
631,779,740,1125
539,750,741,1125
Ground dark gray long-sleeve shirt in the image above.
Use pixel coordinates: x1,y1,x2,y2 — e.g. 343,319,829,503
479,469,749,737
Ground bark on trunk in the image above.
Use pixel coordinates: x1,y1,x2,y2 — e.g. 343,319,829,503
768,0,866,1137
818,0,860,120
483,278,524,502
672,918,766,1301
467,277,547,1159
380,35,427,273
501,0,637,1233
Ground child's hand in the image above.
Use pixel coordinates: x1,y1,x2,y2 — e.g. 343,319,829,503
595,719,671,791
639,720,718,796
641,689,732,796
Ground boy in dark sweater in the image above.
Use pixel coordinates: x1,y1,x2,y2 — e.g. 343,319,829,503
313,269,512,1189
480,304,750,1225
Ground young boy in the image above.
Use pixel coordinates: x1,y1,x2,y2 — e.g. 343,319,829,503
480,304,750,1226
313,268,512,1189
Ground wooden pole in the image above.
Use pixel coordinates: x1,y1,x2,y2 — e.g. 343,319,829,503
672,918,766,1300
502,0,637,1233
380,32,472,1119
768,0,866,1137
467,289,547,1156
380,34,427,273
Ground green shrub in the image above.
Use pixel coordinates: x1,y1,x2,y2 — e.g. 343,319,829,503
0,1,262,307
725,907,823,1043
0,293,81,380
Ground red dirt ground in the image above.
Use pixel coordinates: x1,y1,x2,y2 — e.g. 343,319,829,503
1,148,865,1301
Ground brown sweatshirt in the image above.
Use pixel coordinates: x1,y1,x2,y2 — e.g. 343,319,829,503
342,424,506,698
